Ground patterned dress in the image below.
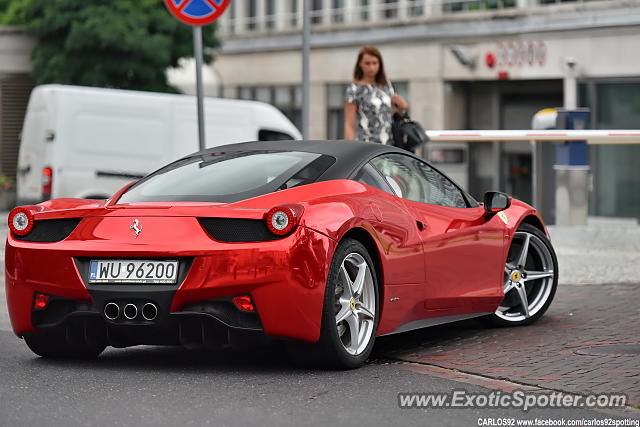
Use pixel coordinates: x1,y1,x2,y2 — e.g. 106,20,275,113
345,82,395,145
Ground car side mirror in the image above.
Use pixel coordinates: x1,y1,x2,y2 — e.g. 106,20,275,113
483,191,511,216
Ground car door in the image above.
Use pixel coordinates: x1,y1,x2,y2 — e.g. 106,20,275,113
370,153,505,316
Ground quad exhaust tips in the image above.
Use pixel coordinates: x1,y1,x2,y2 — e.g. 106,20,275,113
104,302,120,320
123,304,138,320
142,303,158,321
103,302,158,321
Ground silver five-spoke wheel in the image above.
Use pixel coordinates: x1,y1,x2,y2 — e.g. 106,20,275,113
288,238,379,369
334,252,376,356
491,224,558,326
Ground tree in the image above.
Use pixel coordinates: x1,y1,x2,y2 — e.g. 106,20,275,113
4,0,219,92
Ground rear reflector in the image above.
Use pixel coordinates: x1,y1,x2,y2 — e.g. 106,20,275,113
42,167,52,197
33,293,49,310
232,295,255,312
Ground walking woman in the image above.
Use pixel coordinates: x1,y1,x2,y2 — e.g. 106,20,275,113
344,45,408,145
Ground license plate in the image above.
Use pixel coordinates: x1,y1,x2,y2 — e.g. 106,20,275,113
88,260,179,284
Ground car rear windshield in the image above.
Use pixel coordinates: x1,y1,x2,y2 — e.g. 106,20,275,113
117,150,336,204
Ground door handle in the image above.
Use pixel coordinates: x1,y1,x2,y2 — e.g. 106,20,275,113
416,220,426,231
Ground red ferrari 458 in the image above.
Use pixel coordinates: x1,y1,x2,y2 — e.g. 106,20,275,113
5,140,558,368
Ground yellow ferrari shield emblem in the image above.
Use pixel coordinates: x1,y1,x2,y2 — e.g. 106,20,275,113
498,211,508,225
511,271,521,282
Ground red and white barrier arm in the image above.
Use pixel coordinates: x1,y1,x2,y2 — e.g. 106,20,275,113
425,130,640,145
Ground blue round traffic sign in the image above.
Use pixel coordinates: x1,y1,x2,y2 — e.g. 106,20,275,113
164,0,230,26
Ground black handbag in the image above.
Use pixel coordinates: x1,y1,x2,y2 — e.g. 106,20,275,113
391,112,428,152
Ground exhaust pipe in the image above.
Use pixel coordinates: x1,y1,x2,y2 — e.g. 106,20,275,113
142,303,158,321
104,302,120,320
123,303,138,320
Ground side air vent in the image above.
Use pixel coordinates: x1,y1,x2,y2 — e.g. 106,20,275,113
13,218,82,242
198,218,285,242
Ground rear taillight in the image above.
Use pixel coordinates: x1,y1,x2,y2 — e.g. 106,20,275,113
232,295,255,312
42,167,52,197
8,207,35,236
265,204,304,236
33,293,50,310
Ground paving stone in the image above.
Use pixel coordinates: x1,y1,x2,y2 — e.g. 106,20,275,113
375,282,640,407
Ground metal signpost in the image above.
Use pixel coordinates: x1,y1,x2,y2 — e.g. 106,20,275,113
163,0,230,151
302,0,311,140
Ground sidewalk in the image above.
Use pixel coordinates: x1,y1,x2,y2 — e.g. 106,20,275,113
375,218,640,408
376,281,640,407
548,217,640,285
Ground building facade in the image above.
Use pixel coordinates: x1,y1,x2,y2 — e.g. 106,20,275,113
0,26,34,197
213,0,640,220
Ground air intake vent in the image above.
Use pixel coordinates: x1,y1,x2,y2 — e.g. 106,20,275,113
198,218,285,242
13,218,82,242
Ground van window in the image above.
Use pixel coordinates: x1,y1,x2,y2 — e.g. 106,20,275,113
258,129,294,141
117,150,334,204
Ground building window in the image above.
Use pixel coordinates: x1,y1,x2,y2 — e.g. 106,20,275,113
230,85,302,131
266,0,276,29
360,0,369,21
290,0,298,27
311,0,323,25
332,0,345,23
327,84,349,140
383,0,399,19
443,0,517,13
226,1,236,34
246,0,257,30
408,0,424,16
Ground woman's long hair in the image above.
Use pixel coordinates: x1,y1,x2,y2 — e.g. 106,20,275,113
353,45,388,87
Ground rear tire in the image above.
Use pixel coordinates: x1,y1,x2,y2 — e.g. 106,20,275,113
288,238,379,369
25,333,105,359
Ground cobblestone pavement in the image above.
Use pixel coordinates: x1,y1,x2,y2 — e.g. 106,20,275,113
374,281,640,407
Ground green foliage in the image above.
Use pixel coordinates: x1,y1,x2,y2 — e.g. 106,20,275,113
4,0,219,92
0,0,29,24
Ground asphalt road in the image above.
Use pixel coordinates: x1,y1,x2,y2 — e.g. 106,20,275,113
0,330,635,427
1,217,639,426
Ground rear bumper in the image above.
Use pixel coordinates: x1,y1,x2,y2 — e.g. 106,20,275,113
26,293,266,349
5,224,335,344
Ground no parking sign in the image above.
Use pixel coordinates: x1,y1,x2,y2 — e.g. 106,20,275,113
164,0,230,26
163,0,230,151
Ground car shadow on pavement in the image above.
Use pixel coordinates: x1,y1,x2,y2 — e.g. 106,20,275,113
22,317,500,374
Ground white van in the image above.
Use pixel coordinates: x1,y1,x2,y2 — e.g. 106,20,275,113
16,84,301,204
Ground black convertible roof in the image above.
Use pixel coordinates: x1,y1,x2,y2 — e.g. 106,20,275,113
196,139,409,181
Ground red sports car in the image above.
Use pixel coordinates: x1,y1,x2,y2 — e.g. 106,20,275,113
5,140,558,368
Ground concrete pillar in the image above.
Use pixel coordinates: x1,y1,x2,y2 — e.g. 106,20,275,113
368,0,380,22
309,83,327,139
255,0,266,31
274,0,288,30
427,0,441,17
235,0,246,33
297,0,304,29
554,166,589,226
344,0,357,23
398,0,410,20
323,0,333,25
409,79,446,159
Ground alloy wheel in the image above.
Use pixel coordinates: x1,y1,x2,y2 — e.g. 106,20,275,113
333,252,376,355
496,230,556,322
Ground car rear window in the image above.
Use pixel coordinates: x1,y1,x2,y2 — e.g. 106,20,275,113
117,150,335,204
